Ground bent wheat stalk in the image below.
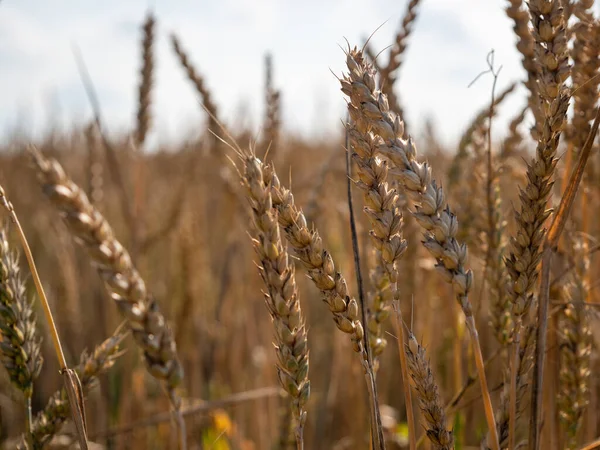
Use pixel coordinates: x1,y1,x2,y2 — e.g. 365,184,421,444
28,147,187,449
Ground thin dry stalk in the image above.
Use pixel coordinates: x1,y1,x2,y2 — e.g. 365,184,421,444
0,225,43,432
483,66,513,351
339,46,499,450
28,148,186,447
448,83,516,189
405,333,453,450
579,437,600,450
24,328,127,449
72,45,135,243
345,127,385,450
91,387,281,439
240,148,310,450
135,12,155,148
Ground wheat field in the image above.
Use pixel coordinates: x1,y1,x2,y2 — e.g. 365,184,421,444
0,1,599,449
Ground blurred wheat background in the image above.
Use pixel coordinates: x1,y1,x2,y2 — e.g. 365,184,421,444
0,1,599,449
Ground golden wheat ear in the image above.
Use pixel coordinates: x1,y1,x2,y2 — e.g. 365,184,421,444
340,44,500,450
240,148,310,449
28,147,187,447
0,223,44,433
25,326,128,448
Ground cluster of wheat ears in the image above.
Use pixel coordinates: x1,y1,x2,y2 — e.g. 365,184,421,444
0,0,600,449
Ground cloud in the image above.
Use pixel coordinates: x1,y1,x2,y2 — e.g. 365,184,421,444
0,0,529,147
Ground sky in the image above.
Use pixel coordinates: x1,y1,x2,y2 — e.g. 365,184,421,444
0,0,555,148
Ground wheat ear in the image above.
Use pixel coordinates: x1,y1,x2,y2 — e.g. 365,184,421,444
240,148,310,450
241,150,386,447
263,53,282,158
380,0,422,119
170,34,221,153
490,323,534,448
569,7,600,164
504,1,570,446
558,238,592,449
0,225,43,432
340,45,499,450
0,186,89,449
405,333,453,450
23,328,127,449
28,148,186,444
135,11,155,147
505,0,544,140
346,95,407,363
